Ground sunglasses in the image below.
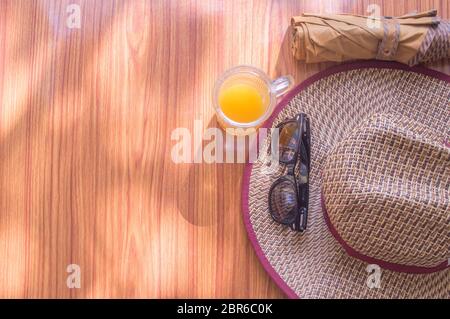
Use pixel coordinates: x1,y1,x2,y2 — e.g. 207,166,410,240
268,113,311,232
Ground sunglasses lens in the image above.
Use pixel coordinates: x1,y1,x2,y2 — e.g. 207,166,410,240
269,180,297,224
279,122,299,163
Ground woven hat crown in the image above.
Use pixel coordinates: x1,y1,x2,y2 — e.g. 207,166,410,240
322,113,450,271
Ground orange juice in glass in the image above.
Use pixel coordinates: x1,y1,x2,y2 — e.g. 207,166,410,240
213,66,293,135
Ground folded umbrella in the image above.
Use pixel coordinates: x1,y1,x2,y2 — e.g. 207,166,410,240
291,10,450,65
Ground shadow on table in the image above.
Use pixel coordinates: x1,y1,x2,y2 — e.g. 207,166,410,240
0,0,141,298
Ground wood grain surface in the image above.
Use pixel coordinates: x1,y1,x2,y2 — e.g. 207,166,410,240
0,0,448,298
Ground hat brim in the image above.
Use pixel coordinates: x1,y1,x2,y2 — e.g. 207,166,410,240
242,61,450,299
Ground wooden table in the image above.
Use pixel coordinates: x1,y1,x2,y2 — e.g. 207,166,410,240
0,0,448,298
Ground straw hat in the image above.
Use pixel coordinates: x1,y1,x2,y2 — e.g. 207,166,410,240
242,61,449,299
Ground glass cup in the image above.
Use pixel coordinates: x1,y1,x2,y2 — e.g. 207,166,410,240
213,66,293,135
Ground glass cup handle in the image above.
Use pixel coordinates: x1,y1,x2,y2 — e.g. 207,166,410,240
271,75,294,98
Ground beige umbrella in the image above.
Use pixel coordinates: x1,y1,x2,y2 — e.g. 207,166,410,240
291,10,450,65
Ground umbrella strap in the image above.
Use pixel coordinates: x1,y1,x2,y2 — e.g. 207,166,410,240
377,17,400,61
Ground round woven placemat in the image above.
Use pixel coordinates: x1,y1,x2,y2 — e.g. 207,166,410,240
242,61,450,299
